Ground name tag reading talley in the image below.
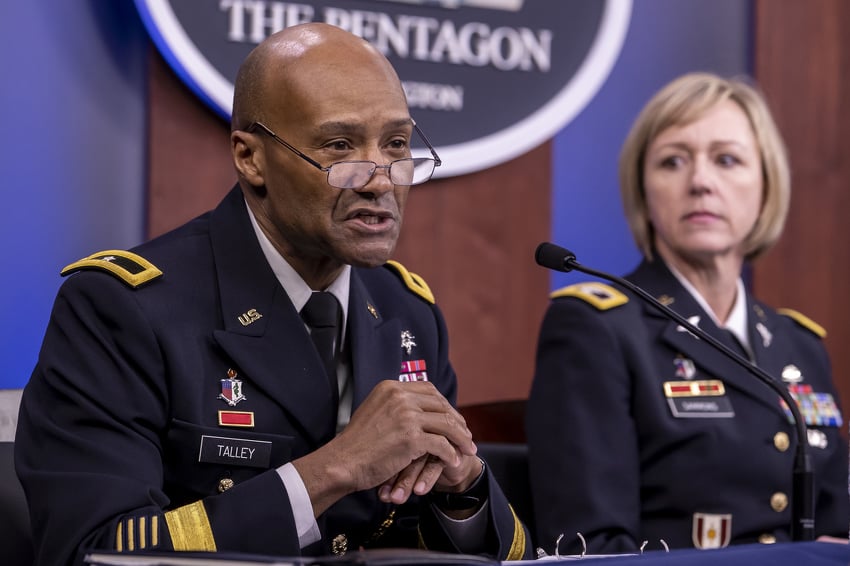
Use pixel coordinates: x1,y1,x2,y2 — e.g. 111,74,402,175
199,435,272,468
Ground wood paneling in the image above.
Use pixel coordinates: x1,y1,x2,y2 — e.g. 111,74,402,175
147,50,234,238
147,49,550,406
754,0,850,416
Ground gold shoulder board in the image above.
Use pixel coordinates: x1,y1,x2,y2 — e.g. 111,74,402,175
385,260,435,304
61,250,163,289
550,281,628,311
777,308,827,338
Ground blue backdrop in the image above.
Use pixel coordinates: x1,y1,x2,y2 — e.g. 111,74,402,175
0,0,750,389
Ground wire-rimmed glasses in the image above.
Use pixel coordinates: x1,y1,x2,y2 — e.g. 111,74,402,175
246,120,442,189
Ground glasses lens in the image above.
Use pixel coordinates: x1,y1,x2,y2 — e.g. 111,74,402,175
392,158,435,186
327,162,376,189
327,158,436,189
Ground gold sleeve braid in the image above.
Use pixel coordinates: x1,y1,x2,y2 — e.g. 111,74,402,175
505,505,527,560
115,515,159,551
164,501,217,551
416,506,527,559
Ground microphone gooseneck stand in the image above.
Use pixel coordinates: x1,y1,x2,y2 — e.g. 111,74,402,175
534,242,815,542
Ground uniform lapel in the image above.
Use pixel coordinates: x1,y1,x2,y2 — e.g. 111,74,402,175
209,187,335,445
748,299,789,383
631,260,784,414
348,269,404,411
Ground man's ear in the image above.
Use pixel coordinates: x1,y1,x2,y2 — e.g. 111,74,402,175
231,130,266,187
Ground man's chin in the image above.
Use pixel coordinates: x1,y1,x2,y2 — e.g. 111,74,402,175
343,243,398,269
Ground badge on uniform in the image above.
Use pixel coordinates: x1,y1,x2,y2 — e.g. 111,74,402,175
664,380,734,418
400,330,417,354
780,384,843,427
692,513,732,549
673,356,696,380
218,368,246,407
399,330,429,381
399,359,428,382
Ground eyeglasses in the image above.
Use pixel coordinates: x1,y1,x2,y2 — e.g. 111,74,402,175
246,120,442,190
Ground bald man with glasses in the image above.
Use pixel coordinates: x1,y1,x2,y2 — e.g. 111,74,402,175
16,23,530,566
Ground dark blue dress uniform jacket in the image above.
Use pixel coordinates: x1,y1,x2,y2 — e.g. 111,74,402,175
527,258,849,555
15,186,530,566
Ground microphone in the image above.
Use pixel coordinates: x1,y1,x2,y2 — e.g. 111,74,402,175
534,242,815,542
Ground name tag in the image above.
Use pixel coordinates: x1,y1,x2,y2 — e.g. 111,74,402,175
198,435,272,468
667,397,735,418
664,380,734,418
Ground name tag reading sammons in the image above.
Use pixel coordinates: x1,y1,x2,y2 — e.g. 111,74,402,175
199,435,272,468
664,380,735,418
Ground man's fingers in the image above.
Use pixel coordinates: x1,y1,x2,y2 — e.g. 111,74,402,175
413,456,446,496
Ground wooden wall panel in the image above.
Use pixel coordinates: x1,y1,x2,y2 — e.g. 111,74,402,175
147,50,550,407
147,50,234,237
753,0,850,417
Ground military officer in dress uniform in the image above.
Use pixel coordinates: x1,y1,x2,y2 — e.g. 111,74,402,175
527,72,849,555
16,23,530,566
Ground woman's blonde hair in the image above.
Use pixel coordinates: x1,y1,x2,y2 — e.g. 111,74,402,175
618,72,790,261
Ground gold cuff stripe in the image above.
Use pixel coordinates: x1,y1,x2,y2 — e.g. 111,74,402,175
116,522,123,552
152,516,159,548
386,260,435,304
127,518,135,551
139,516,146,550
505,504,527,560
164,501,217,551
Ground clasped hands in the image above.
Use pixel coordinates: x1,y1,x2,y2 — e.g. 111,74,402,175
295,380,482,516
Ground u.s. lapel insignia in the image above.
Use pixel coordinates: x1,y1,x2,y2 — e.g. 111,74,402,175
781,364,802,383
756,322,773,348
673,355,696,380
218,368,247,406
238,308,262,326
400,330,417,355
366,302,378,319
399,359,428,382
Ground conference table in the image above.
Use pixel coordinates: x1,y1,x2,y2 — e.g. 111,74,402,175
536,540,850,564
83,541,850,566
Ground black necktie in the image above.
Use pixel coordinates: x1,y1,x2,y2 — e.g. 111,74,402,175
300,292,342,416
720,328,750,361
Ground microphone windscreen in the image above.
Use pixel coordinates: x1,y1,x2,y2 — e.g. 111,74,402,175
534,242,576,272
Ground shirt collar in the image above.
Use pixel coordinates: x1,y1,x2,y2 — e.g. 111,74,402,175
245,201,351,335
666,262,750,350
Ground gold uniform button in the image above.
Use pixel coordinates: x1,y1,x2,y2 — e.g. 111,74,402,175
773,432,790,452
217,478,235,493
758,533,777,544
332,534,348,555
770,492,788,512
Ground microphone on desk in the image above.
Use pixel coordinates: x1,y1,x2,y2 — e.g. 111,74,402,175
534,241,815,542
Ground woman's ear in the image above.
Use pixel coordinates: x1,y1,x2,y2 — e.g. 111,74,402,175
231,130,266,187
